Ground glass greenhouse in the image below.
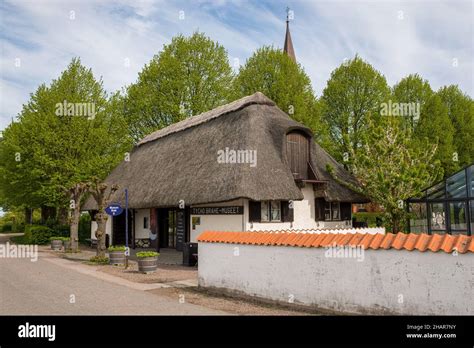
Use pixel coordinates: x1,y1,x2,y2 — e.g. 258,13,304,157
406,164,474,235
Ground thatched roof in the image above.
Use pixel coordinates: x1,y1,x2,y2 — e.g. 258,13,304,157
83,92,366,210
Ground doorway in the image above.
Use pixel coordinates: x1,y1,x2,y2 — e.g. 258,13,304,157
154,207,189,251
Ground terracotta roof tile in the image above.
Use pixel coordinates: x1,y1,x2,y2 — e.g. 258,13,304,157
380,233,396,249
196,231,473,254
392,233,408,250
414,234,431,251
359,233,376,249
427,233,444,252
348,233,364,247
440,234,458,253
454,235,471,254
403,233,420,251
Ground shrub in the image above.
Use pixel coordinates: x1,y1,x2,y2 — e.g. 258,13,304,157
79,213,91,242
49,236,70,242
24,225,54,245
108,245,126,252
353,212,384,228
89,256,109,264
1,222,13,232
10,235,29,244
136,251,159,258
51,224,70,238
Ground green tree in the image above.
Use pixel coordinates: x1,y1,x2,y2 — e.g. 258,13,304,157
414,94,456,177
331,117,441,233
392,73,433,131
0,58,132,250
437,85,474,168
124,32,234,142
321,55,390,163
232,46,323,136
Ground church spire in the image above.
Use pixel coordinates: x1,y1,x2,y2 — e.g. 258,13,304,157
283,7,296,62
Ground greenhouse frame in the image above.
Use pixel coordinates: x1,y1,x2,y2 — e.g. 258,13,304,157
406,164,474,236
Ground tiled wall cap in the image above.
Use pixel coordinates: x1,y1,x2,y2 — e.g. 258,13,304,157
197,231,474,254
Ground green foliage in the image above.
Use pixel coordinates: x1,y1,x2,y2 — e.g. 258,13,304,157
352,212,384,227
10,235,29,244
436,85,474,170
392,73,433,131
89,256,109,264
232,46,324,137
0,57,132,217
136,251,159,258
321,55,390,162
124,32,234,142
79,213,91,242
108,245,126,251
414,94,456,176
24,225,55,245
1,221,13,232
49,236,69,241
345,117,441,232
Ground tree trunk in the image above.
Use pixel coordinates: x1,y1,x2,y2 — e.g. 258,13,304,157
58,207,68,225
95,212,108,257
24,208,32,225
70,207,81,252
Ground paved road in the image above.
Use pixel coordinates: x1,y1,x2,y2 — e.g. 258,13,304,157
0,234,226,315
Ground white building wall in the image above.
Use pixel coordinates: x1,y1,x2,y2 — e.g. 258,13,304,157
90,217,112,241
198,242,474,315
134,209,151,239
190,186,354,240
190,199,245,242
246,185,352,232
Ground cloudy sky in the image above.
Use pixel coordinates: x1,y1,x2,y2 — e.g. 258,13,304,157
0,0,472,130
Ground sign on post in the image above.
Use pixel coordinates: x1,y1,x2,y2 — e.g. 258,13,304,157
105,203,123,216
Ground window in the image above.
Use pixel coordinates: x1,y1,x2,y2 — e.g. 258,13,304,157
409,202,428,233
323,201,341,221
447,171,467,198
449,202,467,231
430,203,446,231
261,201,281,222
143,216,149,229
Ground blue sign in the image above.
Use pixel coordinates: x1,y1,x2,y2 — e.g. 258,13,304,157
105,203,123,216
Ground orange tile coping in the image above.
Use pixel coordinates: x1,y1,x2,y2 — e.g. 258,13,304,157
196,231,474,254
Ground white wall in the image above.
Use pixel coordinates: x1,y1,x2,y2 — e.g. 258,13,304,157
134,209,150,239
90,217,112,240
198,242,474,315
246,185,352,231
190,200,245,242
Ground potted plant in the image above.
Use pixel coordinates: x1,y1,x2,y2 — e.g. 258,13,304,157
136,251,159,273
50,236,63,251
62,237,71,250
108,245,126,265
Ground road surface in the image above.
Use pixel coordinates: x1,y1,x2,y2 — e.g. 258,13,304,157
0,234,226,315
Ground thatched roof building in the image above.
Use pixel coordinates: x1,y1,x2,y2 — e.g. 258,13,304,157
83,92,366,210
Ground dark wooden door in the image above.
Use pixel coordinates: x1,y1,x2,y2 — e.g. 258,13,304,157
286,132,309,180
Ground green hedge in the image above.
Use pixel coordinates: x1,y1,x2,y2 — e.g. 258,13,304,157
352,212,384,227
79,213,91,242
23,225,55,245
1,222,13,232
